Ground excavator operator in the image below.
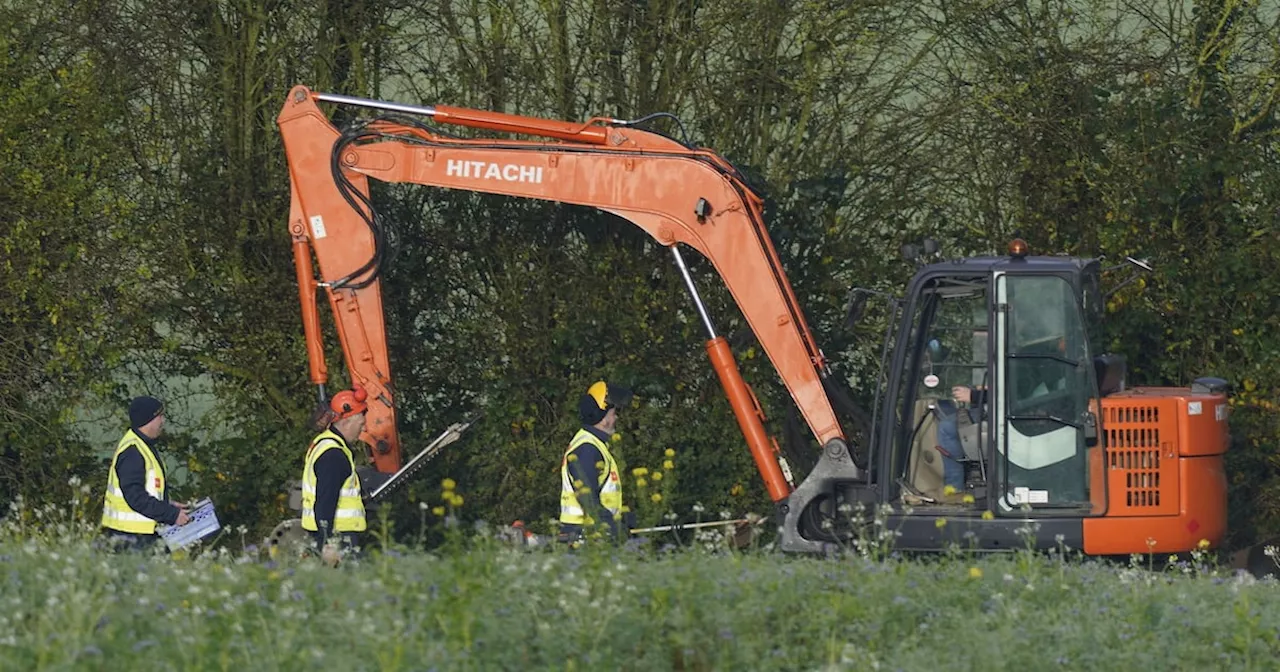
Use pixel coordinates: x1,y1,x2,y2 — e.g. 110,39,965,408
937,383,987,499
300,386,370,560
558,381,634,545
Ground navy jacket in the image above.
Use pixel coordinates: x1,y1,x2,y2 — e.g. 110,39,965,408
113,432,180,528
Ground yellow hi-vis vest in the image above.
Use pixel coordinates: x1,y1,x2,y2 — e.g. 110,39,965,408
300,429,367,533
560,428,622,525
101,430,167,534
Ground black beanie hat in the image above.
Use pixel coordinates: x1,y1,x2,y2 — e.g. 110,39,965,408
578,394,608,425
128,396,164,429
577,381,633,425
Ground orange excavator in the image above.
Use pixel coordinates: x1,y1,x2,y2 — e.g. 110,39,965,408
276,85,1230,557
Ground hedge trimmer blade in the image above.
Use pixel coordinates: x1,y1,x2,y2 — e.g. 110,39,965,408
366,415,479,503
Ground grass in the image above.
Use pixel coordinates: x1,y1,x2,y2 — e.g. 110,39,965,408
3,495,1280,671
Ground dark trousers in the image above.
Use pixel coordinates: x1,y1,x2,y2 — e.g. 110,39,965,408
557,520,631,546
557,523,584,545
311,531,361,552
100,529,162,553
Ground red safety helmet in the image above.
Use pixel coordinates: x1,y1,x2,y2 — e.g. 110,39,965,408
329,385,369,421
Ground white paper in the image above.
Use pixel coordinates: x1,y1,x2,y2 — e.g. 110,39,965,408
1010,487,1050,505
157,498,221,551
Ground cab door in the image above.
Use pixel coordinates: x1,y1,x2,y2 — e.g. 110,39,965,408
992,272,1100,512
883,274,991,502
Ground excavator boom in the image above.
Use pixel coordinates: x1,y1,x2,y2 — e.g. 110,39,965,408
277,86,855,499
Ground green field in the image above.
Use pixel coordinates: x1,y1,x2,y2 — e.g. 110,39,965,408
3,496,1280,671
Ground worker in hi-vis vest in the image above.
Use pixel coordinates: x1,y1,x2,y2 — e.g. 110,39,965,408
559,380,634,545
100,396,191,552
300,385,369,557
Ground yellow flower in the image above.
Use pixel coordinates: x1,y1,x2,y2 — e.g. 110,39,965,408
663,460,674,470
632,467,649,477
651,493,662,503
442,478,456,491
651,471,663,481
1198,538,1211,550
968,567,982,579
935,518,947,529
567,454,578,462
432,506,445,516
664,448,676,457
636,478,648,488
943,485,957,496
730,483,744,496
981,511,994,521
962,494,975,504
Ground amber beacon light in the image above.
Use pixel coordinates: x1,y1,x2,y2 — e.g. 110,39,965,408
1008,238,1029,258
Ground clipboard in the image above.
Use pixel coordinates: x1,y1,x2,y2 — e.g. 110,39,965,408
157,498,221,551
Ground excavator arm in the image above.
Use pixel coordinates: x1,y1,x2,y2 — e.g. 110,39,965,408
277,86,859,519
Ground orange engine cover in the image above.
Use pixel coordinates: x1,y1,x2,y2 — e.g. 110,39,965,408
1083,388,1229,555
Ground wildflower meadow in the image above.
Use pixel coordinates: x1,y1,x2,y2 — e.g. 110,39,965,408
3,481,1280,671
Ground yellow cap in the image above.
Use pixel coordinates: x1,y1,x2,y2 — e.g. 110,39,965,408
586,381,632,410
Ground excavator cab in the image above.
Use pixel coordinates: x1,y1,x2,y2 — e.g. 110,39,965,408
885,248,1104,516
785,240,1228,556
784,243,1131,552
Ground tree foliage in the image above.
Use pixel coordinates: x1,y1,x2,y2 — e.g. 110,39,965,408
0,5,158,505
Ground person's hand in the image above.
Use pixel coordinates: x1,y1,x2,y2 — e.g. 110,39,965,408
320,544,342,568
175,506,191,526
951,386,972,404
